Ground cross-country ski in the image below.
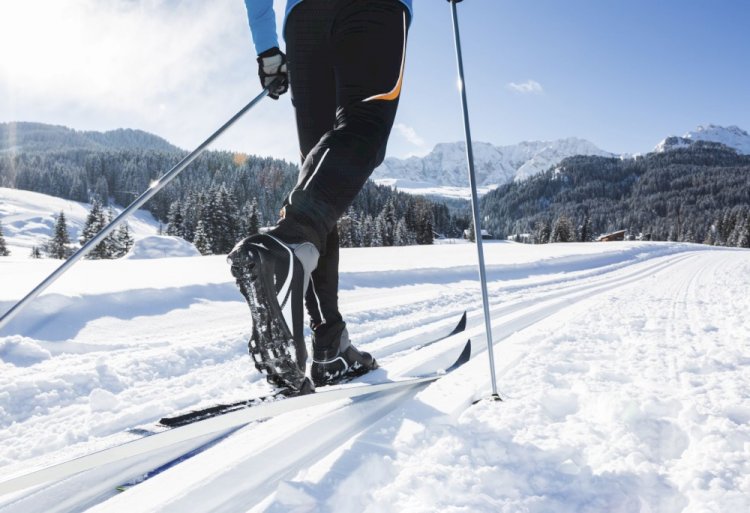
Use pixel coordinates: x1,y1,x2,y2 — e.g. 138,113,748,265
0,341,471,497
159,311,467,428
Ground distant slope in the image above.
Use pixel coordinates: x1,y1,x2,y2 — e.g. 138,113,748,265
655,124,750,155
0,122,181,153
0,187,159,255
372,138,613,199
481,142,750,242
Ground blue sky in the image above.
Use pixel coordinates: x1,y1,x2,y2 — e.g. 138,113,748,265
0,0,748,161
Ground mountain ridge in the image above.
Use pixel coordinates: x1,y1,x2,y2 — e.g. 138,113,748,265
655,124,750,155
0,122,182,154
373,137,613,196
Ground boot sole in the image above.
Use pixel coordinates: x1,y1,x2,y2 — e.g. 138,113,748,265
230,244,309,392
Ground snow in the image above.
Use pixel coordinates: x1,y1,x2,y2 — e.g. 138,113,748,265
655,124,750,154
372,178,498,200
372,139,613,199
0,187,159,256
123,236,201,260
0,239,748,512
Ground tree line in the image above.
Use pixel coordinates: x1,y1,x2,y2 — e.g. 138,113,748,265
1,146,468,255
163,184,454,255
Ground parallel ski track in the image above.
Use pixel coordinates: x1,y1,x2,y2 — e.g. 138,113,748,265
0,250,712,513
0,248,697,438
87,252,705,513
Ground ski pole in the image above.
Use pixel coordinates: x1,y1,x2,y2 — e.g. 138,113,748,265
0,87,272,333
448,0,500,400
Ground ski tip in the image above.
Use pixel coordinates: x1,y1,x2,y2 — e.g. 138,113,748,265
449,311,468,336
447,340,471,372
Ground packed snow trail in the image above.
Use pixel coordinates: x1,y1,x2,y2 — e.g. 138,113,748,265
103,250,747,513
324,250,748,513
1,242,747,512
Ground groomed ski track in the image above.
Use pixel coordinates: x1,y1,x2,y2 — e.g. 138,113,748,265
1,242,746,512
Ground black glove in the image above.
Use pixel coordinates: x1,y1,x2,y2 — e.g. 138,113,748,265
257,47,288,100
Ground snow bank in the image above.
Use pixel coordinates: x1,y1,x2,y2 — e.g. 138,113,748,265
123,235,201,260
0,336,51,367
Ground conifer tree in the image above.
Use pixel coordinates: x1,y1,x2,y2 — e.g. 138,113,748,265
80,201,111,259
404,202,418,234
166,201,185,238
114,223,134,257
551,215,574,243
466,221,475,242
104,207,119,256
47,211,72,259
703,224,717,245
93,176,109,204
193,220,212,255
338,215,354,247
720,210,734,244
362,215,374,247
579,215,591,242
713,216,725,246
416,208,433,245
245,198,261,237
213,185,239,253
534,219,551,244
381,199,396,246
738,215,750,248
0,220,9,256
394,218,409,246
372,215,385,247
347,208,362,247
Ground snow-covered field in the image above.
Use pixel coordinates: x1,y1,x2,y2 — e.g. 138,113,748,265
372,177,497,200
0,188,159,255
0,230,748,511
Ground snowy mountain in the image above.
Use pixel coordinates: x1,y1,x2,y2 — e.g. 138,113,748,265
0,187,159,255
372,138,613,199
655,124,750,155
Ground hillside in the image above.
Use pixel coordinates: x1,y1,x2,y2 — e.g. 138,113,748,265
0,122,181,153
655,124,750,155
481,141,750,243
0,122,469,251
0,187,159,255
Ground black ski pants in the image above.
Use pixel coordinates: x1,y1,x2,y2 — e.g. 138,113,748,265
271,0,409,328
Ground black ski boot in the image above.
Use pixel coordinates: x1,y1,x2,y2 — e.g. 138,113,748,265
228,233,318,394
311,321,378,387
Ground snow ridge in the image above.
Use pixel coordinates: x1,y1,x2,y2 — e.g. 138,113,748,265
372,138,612,199
655,124,750,155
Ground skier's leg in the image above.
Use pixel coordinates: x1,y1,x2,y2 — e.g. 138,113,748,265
269,0,410,253
230,0,407,389
308,0,410,385
280,3,344,329
305,227,343,327
226,5,335,392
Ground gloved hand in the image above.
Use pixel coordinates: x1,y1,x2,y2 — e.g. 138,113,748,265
257,47,288,99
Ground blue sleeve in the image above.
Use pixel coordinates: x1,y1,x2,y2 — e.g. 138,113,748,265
244,0,279,55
